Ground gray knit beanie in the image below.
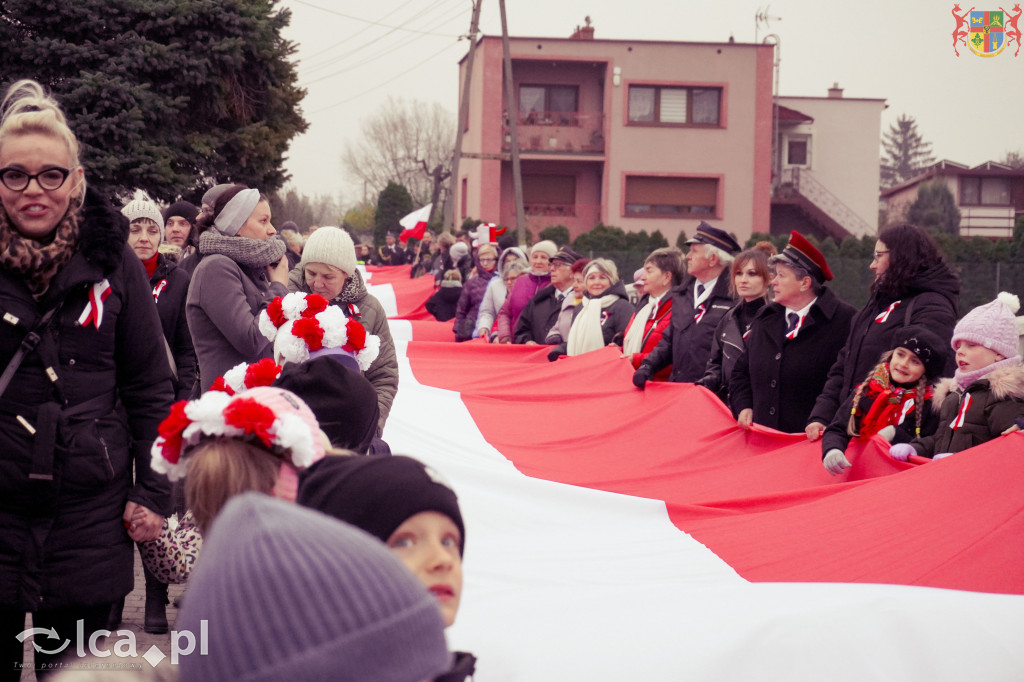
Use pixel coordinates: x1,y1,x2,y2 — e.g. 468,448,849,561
177,493,451,682
300,226,357,276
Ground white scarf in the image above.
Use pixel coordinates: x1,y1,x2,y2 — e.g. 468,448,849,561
567,293,620,357
622,294,663,357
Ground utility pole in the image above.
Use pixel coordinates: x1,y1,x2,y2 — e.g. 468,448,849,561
445,0,482,232
499,0,526,245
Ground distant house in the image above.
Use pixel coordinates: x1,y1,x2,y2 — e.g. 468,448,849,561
881,160,1024,238
771,85,887,241
454,25,774,245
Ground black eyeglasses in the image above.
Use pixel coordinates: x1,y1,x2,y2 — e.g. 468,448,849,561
0,166,72,192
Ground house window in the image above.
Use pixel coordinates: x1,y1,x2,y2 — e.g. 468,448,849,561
961,176,1011,205
627,86,721,126
624,176,718,217
786,136,810,167
518,85,579,125
523,175,576,217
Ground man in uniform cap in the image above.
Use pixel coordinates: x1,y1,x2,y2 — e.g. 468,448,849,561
728,231,857,433
514,245,582,345
634,221,742,386
375,230,409,265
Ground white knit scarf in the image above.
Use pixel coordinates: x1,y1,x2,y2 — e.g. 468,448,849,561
622,295,661,357
567,293,620,357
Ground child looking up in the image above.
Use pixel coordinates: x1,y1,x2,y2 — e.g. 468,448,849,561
890,293,1024,461
822,326,946,475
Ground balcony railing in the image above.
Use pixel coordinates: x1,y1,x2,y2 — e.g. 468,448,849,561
503,112,605,154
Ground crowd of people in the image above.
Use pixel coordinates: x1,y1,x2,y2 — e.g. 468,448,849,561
2,75,1023,679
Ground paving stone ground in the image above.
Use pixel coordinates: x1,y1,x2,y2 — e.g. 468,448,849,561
19,553,185,680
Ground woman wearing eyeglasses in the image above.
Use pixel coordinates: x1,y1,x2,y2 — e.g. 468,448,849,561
453,242,498,341
803,223,960,442
0,80,173,672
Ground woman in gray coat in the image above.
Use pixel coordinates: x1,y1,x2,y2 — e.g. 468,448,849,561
186,185,290,392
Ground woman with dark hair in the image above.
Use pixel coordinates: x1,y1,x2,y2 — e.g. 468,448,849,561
697,246,773,402
805,223,960,440
186,185,290,392
621,247,685,381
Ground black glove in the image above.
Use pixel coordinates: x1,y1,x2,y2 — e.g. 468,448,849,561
547,346,562,362
632,365,651,389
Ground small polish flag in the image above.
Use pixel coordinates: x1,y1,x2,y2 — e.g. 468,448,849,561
398,204,432,244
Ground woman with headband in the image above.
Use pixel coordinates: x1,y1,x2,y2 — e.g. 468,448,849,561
186,185,291,392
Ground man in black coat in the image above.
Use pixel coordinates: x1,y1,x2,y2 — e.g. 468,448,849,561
633,222,740,387
515,246,581,344
729,231,856,433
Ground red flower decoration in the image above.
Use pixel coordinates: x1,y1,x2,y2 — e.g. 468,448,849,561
302,294,329,318
342,318,367,352
208,377,235,395
266,297,287,328
223,397,277,449
291,317,325,351
157,401,192,464
245,358,283,388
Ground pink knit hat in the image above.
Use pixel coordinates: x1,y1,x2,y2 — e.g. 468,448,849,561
151,386,326,485
950,292,1022,360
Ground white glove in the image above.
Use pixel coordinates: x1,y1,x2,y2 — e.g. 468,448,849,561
823,449,851,476
933,452,954,461
889,443,916,461
877,425,896,442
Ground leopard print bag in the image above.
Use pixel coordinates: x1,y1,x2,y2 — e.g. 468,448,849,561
139,511,203,584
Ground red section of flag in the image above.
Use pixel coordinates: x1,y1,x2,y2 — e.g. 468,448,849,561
363,264,437,320
406,342,1024,595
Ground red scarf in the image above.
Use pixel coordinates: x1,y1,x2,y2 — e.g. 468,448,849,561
142,252,160,278
852,363,934,437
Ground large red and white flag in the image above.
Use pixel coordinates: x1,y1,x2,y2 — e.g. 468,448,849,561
398,203,432,244
379,312,1024,681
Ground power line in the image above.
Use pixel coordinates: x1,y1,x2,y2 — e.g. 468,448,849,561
310,39,461,114
301,3,468,85
298,0,422,63
290,0,462,38
300,0,462,77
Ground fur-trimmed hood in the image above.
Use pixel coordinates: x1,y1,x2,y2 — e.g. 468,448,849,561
79,188,128,275
932,363,1024,405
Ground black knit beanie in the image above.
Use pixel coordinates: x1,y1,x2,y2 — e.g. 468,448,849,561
298,455,466,555
163,200,199,224
272,356,379,453
892,325,947,381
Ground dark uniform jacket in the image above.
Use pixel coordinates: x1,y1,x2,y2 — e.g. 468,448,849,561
729,287,856,433
641,273,736,383
0,190,174,609
807,262,959,428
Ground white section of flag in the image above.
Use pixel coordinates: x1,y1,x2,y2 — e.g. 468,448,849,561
365,282,397,318
399,204,432,229
384,338,1024,681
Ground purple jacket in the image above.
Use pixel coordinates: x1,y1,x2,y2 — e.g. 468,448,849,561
498,271,551,340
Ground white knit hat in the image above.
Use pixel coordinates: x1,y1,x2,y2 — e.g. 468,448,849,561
300,226,357,276
121,198,165,240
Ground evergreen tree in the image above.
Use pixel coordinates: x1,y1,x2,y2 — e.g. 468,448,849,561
375,182,413,247
0,0,307,201
538,224,570,246
907,180,961,235
880,114,934,188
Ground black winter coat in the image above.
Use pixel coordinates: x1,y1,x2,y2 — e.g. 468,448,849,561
514,283,562,345
808,263,959,428
0,190,174,610
729,288,856,433
150,254,197,400
641,274,736,383
425,284,462,322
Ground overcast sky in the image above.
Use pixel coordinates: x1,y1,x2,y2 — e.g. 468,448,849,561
279,0,1023,204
